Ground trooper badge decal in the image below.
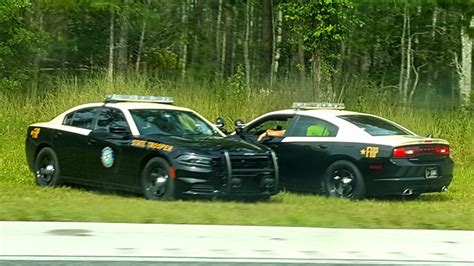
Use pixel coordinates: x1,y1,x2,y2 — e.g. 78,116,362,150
101,146,114,168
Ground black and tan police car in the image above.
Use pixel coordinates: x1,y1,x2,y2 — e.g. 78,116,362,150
231,102,453,199
25,95,278,200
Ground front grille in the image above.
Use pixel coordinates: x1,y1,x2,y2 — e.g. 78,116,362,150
222,152,277,194
230,155,272,170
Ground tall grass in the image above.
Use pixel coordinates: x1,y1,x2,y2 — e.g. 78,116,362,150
1,75,472,165
0,75,473,229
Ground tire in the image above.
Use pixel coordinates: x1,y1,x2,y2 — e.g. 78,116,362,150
141,157,175,200
34,147,62,187
321,160,365,200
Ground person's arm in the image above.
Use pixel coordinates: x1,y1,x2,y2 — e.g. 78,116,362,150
257,129,286,141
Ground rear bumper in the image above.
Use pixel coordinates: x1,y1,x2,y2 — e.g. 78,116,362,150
366,175,453,196
364,157,454,196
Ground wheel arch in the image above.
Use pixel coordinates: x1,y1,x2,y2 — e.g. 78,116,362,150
139,152,173,177
35,142,54,158
327,154,359,167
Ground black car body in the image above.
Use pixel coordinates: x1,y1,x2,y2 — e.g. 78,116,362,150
26,95,278,200
231,103,454,199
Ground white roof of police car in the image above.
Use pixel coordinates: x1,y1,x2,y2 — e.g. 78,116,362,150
49,102,194,124
34,101,224,137
247,109,435,144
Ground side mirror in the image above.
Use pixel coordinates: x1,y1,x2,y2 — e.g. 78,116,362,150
215,117,225,129
234,119,245,128
110,125,131,135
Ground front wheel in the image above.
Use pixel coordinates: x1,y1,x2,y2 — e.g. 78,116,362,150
141,157,175,200
34,147,62,187
321,160,365,200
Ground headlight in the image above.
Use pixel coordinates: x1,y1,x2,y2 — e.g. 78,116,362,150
177,154,213,167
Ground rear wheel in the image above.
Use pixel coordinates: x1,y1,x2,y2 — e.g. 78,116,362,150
141,157,175,200
321,160,365,200
34,147,61,187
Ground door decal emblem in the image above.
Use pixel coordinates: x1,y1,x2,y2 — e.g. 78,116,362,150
360,146,379,158
101,146,114,168
30,128,41,139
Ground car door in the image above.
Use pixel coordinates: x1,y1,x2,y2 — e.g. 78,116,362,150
54,107,97,180
282,115,339,192
238,114,296,189
87,107,135,188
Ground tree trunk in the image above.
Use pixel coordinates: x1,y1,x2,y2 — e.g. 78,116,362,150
229,4,238,76
117,0,130,73
431,7,438,40
107,7,115,85
216,0,223,67
180,0,189,80
312,51,321,100
460,15,473,107
135,0,150,73
220,31,227,77
403,10,412,104
297,32,305,83
261,0,273,77
270,7,282,87
399,3,407,99
244,0,251,88
135,20,146,73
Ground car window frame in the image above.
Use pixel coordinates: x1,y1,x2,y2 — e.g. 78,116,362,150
286,115,339,137
93,107,131,133
244,114,296,137
63,107,98,130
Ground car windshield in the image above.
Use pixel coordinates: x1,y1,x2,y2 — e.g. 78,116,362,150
338,114,411,136
130,109,219,137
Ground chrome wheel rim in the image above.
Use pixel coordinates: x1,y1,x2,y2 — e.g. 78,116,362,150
146,168,168,197
36,156,56,183
329,169,354,197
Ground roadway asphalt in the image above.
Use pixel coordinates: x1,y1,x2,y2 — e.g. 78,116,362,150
0,221,473,265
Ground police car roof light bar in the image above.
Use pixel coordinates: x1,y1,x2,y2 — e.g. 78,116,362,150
105,94,174,104
292,102,345,110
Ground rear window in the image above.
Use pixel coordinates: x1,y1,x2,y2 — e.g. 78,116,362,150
338,115,410,136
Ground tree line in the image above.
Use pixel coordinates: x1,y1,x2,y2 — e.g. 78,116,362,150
0,0,473,107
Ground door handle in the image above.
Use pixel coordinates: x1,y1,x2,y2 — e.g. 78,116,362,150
54,132,63,138
88,139,97,145
317,144,328,149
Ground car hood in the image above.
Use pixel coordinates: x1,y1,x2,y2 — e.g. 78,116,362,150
142,135,270,154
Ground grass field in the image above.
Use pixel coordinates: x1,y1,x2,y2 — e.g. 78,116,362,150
0,76,473,229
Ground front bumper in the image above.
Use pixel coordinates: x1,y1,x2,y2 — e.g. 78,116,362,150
173,152,279,198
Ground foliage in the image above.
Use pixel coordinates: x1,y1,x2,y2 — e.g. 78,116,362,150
0,0,47,90
0,77,472,229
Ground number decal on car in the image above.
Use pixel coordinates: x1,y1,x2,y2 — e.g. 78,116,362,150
360,146,379,158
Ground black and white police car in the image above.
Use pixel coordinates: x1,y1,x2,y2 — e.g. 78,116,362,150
231,102,454,199
25,95,278,200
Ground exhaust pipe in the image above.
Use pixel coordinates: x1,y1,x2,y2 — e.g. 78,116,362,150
402,188,413,196
441,186,448,192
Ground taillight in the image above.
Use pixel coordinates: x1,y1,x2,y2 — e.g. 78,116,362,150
435,146,449,155
392,145,449,158
393,147,415,158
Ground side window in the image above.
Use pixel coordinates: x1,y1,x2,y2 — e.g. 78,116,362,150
64,108,97,129
247,116,294,136
95,108,129,132
288,116,338,137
